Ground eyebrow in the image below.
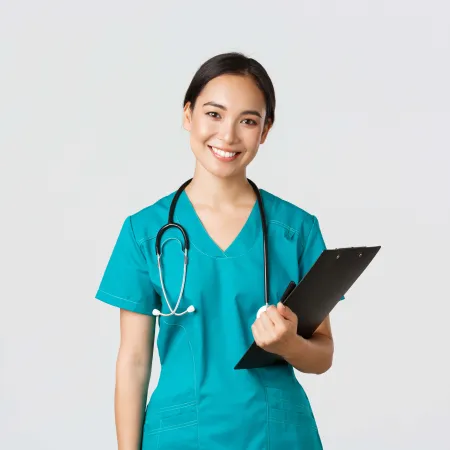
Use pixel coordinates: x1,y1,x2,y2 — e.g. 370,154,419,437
202,101,262,119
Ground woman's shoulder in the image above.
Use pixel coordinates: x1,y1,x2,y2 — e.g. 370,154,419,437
122,190,177,245
260,188,319,238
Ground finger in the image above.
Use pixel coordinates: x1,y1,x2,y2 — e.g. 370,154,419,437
266,304,286,328
252,318,263,334
252,321,264,346
260,309,276,331
260,311,280,343
277,302,297,321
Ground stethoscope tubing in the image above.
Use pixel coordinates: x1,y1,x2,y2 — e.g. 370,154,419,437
153,178,268,317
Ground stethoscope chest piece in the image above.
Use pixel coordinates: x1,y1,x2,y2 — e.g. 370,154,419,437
256,304,268,319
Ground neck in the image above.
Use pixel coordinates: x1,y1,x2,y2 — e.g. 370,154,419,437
185,163,255,208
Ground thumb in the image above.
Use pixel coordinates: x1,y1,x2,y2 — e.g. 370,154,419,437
277,302,296,321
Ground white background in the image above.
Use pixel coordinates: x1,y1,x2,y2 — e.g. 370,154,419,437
1,1,449,449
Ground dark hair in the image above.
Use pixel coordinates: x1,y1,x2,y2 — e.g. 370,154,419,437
183,52,276,127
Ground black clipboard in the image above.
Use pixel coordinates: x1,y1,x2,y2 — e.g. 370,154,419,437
234,245,381,370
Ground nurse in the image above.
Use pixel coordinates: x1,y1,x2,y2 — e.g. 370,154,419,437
95,52,340,449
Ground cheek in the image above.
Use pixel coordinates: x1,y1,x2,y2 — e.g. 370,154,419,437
243,126,263,148
241,134,261,159
191,117,217,142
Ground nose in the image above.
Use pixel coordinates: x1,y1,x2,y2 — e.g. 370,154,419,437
218,119,239,144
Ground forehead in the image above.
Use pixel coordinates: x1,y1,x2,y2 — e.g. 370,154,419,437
198,74,266,112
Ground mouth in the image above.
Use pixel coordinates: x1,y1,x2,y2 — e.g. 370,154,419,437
208,145,242,162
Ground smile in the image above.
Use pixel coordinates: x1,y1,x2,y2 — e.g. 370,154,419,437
208,146,242,161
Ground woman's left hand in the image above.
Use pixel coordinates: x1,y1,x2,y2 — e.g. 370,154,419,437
251,302,304,357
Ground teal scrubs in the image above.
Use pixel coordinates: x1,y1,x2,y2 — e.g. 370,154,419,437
95,188,342,449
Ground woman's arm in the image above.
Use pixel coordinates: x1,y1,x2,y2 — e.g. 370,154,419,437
115,310,156,450
280,314,334,375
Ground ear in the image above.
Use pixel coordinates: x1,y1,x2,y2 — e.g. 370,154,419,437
183,102,193,131
259,119,272,144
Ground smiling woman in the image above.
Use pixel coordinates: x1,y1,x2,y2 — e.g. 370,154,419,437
181,54,275,182
95,52,336,450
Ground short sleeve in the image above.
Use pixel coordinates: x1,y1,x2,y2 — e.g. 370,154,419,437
95,216,161,315
298,215,326,281
298,215,345,300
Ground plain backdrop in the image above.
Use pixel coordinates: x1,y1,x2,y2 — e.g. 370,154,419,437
1,1,449,449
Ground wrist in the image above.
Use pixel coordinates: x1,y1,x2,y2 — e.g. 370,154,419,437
281,334,308,361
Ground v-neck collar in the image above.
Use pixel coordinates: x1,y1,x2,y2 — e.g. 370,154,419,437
173,189,262,259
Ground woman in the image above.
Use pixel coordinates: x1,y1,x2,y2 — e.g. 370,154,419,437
95,52,338,449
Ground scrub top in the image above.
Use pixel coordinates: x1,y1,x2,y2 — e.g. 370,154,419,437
95,187,342,450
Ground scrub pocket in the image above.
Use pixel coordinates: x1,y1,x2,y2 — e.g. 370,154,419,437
265,387,323,449
141,400,199,450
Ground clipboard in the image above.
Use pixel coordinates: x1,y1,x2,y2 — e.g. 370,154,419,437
234,245,381,370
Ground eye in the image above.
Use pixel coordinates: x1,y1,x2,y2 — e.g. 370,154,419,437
206,111,220,119
242,118,257,126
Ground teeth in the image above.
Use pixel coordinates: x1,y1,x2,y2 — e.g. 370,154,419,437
211,146,237,158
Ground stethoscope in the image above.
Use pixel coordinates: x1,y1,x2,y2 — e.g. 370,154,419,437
151,178,270,320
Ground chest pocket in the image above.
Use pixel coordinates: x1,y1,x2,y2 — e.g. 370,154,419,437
267,222,300,303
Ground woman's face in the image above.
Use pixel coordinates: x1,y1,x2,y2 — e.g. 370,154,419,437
183,74,272,179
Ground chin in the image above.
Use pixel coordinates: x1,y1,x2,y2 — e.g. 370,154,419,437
198,159,242,179
206,163,241,179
